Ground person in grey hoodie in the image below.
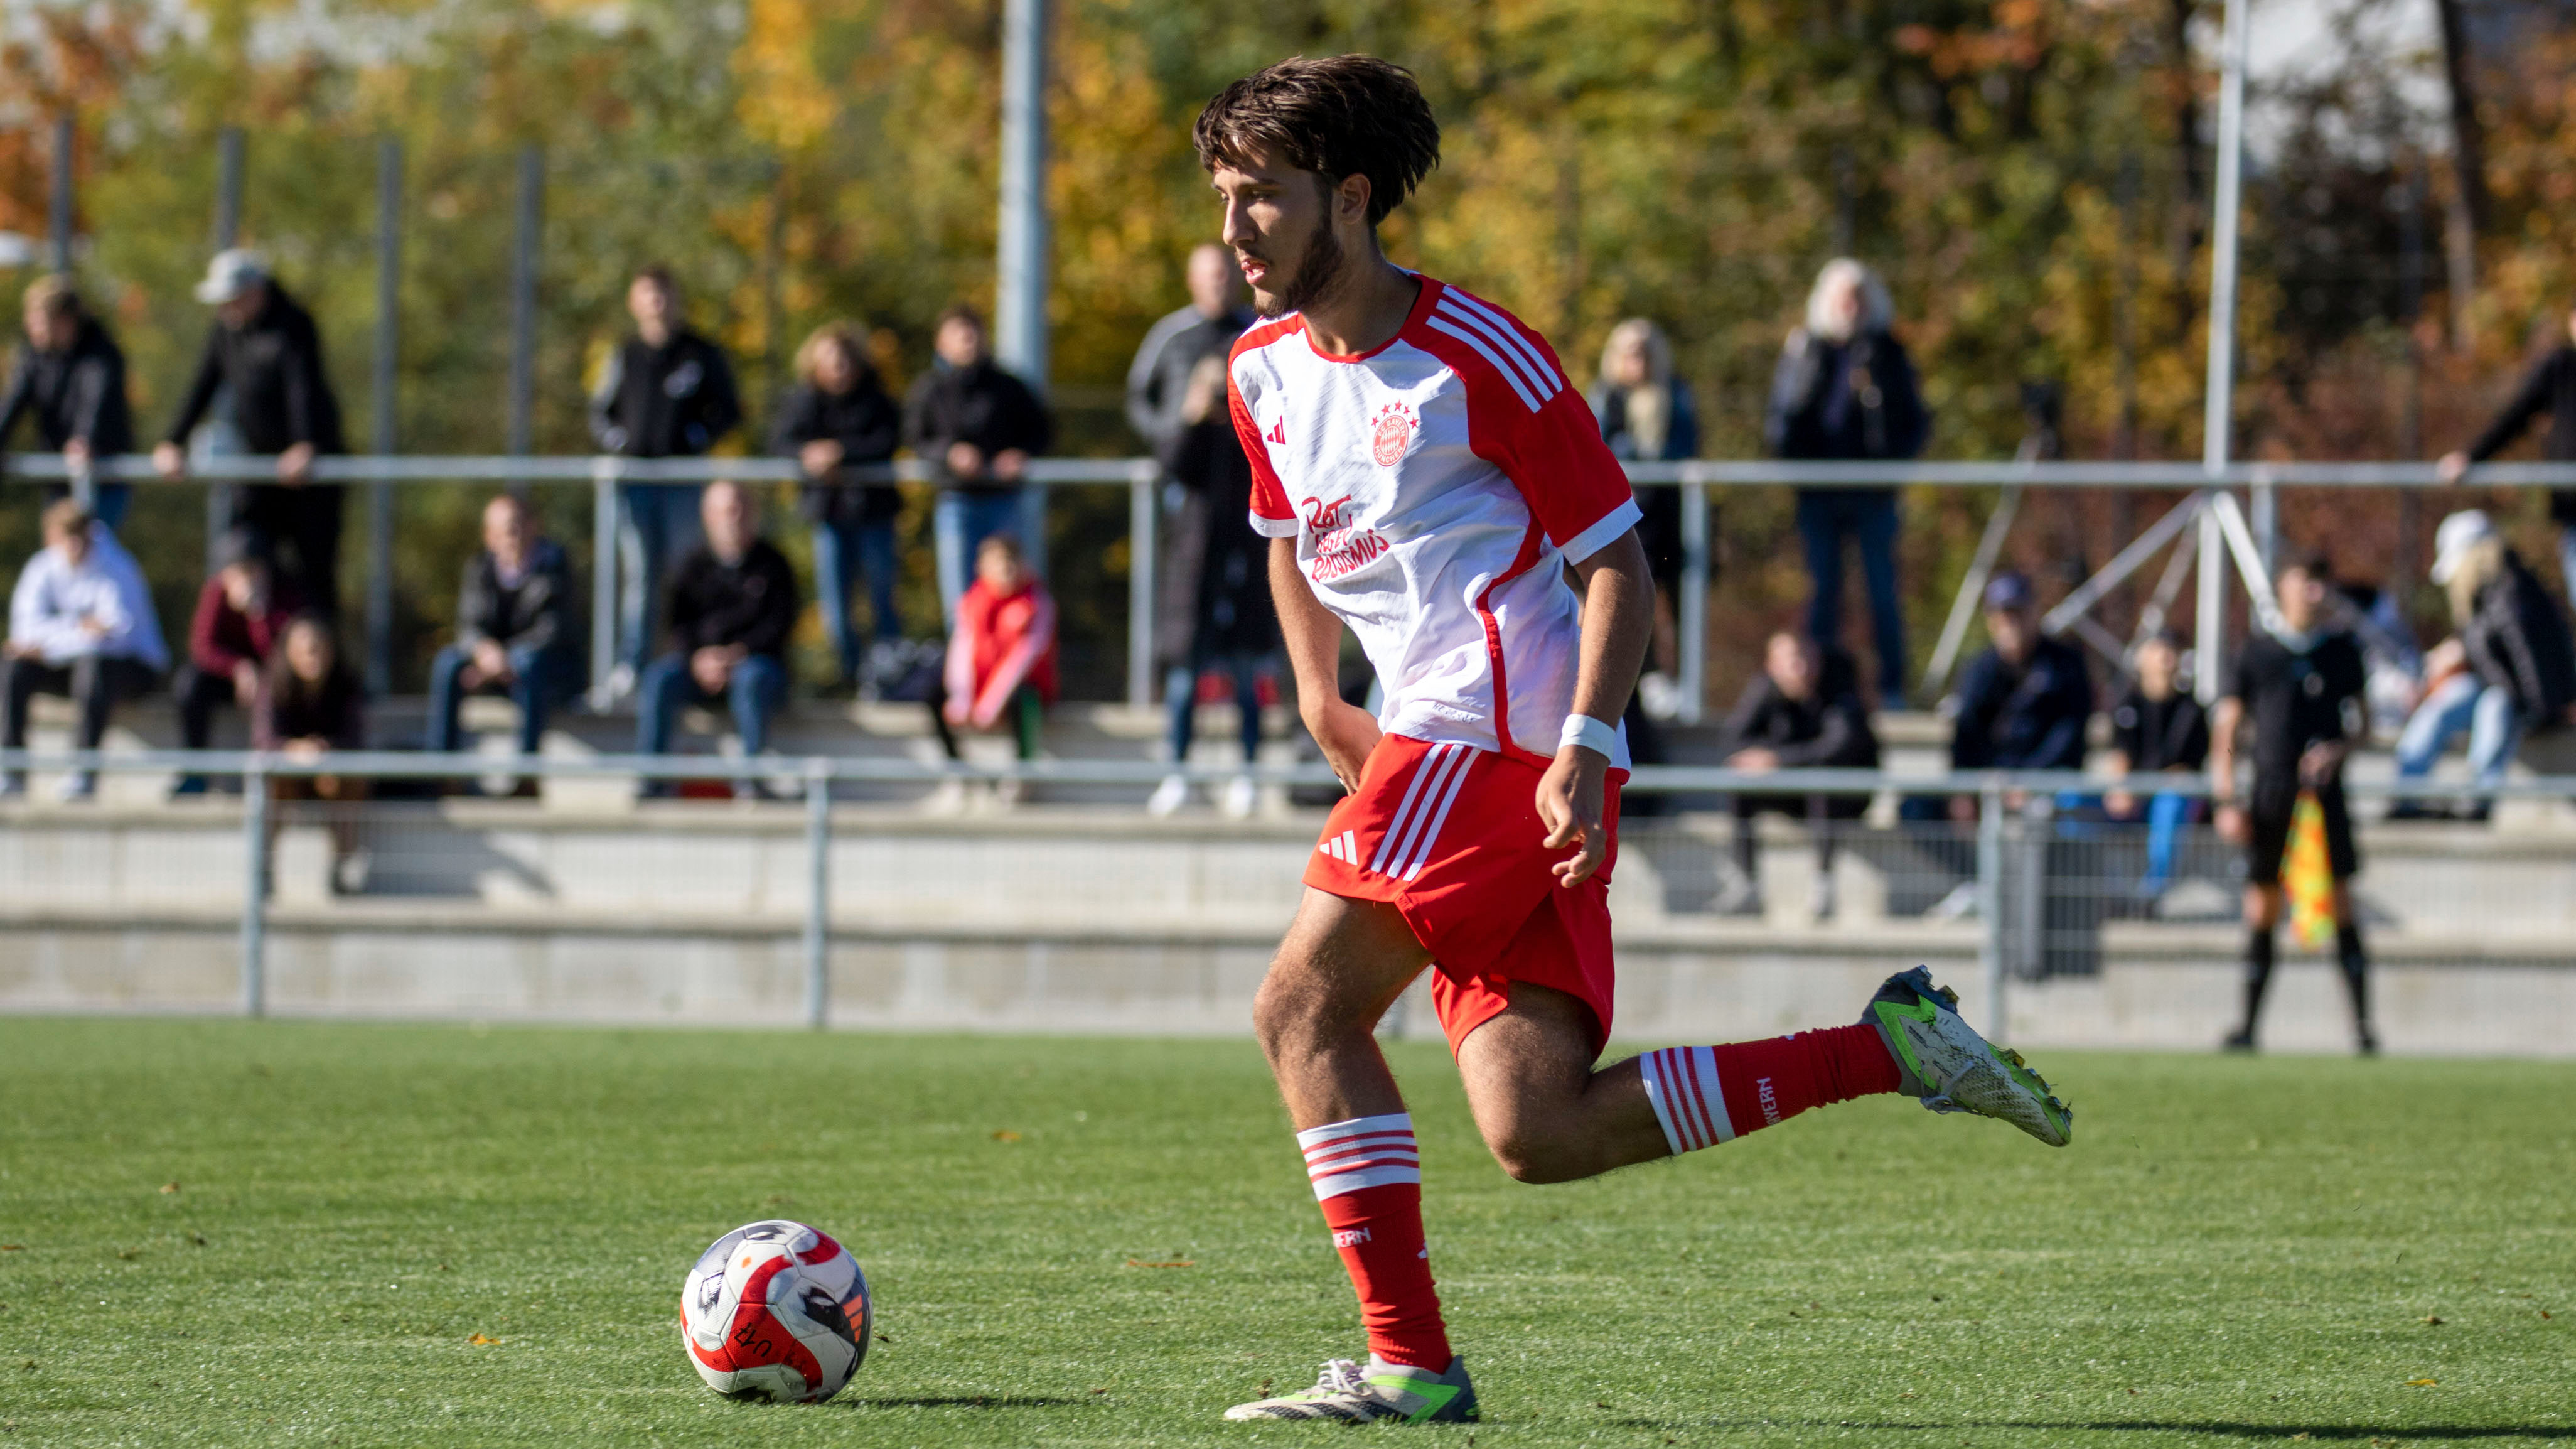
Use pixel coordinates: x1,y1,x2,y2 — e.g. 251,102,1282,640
2,498,167,800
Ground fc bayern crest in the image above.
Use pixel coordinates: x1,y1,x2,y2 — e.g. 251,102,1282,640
1370,401,1417,467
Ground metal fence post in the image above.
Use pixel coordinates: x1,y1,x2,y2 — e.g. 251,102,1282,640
1128,463,1156,711
802,758,832,1031
48,114,75,273
367,136,403,697
1677,480,1708,724
1977,778,2005,1043
241,760,269,1018
589,458,620,704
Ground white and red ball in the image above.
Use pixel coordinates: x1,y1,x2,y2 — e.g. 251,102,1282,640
680,1219,871,1403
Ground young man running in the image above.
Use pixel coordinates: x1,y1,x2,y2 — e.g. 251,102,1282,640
1201,57,2074,1426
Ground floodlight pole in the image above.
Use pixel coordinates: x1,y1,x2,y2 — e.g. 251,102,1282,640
2197,0,2253,704
367,137,403,696
48,114,74,274
996,0,1051,581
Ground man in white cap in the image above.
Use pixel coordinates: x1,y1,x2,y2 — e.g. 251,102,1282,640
2389,510,2576,821
154,248,348,615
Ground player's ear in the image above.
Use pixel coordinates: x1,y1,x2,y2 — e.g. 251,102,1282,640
1335,171,1373,230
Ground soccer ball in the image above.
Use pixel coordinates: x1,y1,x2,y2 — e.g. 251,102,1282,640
680,1219,872,1403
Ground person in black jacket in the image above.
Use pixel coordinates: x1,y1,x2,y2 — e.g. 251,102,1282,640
1714,632,1879,918
635,482,798,796
2439,301,2576,592
0,276,135,529
154,250,348,613
589,266,743,684
2103,631,2209,897
1943,572,2093,809
2392,510,2576,821
903,305,1052,622
1765,258,1929,707
425,495,579,767
773,321,903,694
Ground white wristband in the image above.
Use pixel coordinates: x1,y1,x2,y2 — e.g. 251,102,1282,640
1559,713,1618,759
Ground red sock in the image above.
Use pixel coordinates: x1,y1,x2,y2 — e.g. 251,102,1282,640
1638,1024,1901,1153
1299,1114,1451,1370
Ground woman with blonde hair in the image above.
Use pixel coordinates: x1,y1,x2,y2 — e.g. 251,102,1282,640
1763,257,1927,706
2390,510,2576,820
1587,318,1699,724
773,320,903,694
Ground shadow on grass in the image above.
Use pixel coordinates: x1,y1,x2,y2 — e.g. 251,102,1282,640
839,1396,1093,1410
1623,1421,2572,1441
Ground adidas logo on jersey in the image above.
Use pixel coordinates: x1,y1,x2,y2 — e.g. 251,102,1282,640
1266,417,1287,445
1316,829,1360,866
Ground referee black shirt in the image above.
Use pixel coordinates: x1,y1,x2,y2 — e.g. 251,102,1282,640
2228,630,2366,788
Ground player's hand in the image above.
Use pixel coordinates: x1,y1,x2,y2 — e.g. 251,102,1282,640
152,441,187,480
2298,741,2344,787
1538,745,1609,888
2437,450,2470,486
1304,699,1380,793
2216,802,2248,844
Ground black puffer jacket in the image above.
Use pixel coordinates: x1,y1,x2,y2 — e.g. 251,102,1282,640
1717,647,1881,768
164,285,344,455
770,377,903,525
2464,345,2576,526
2464,547,2576,725
0,316,133,455
1763,328,1929,463
589,330,742,458
903,359,1053,493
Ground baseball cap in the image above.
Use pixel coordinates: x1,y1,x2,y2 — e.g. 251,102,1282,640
195,248,269,305
1982,571,2034,611
2429,510,2496,585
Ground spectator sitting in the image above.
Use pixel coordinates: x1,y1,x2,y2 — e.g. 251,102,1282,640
426,495,579,784
590,264,744,692
773,321,903,696
931,533,1057,808
155,250,348,614
635,481,798,800
2437,298,2576,593
258,613,370,895
1935,571,2093,822
2102,630,2209,898
0,274,136,529
1712,631,1879,919
2391,510,2576,822
904,304,1053,622
173,528,304,795
1765,258,1929,707
1145,353,1277,821
2,499,166,802
1589,316,1702,726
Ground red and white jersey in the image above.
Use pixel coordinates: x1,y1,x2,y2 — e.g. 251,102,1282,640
1230,275,1641,765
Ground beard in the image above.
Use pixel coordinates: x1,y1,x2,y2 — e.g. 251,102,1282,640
1252,211,1348,319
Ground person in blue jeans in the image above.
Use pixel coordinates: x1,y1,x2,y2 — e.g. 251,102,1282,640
2101,632,2209,898
426,495,579,782
635,482,799,800
2390,510,2576,821
902,306,1053,622
1764,259,1929,708
773,321,904,694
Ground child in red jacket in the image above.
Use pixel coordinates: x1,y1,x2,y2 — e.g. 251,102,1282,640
935,533,1056,764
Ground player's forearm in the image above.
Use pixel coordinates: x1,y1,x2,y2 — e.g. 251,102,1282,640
2209,699,2243,799
1270,536,1343,723
1566,531,1655,730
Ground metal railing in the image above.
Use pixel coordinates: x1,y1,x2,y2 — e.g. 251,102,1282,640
18,451,2575,728
6,746,2570,1037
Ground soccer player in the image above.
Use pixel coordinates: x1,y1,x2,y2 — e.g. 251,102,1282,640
2211,547,2377,1055
1199,57,2074,1425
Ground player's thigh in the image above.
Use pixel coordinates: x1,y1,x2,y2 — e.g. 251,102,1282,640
1255,886,1432,1042
1454,981,1621,1146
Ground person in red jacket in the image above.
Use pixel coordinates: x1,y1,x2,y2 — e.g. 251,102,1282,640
933,534,1056,786
173,529,304,795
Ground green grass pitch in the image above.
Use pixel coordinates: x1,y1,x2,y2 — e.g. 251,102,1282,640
1,1018,2570,1446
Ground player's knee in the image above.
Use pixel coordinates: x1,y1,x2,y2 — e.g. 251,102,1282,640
1481,1121,1584,1185
1252,961,1352,1060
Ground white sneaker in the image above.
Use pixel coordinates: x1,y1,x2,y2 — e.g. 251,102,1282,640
992,775,1024,809
1860,966,2073,1148
331,849,373,897
1224,1356,1478,1424
1220,774,1258,820
1146,773,1190,817
922,778,970,816
53,771,96,804
1639,671,1683,721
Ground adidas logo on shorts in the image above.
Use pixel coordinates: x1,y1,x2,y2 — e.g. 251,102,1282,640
1317,829,1361,866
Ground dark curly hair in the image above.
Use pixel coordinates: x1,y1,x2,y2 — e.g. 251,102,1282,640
1193,55,1441,227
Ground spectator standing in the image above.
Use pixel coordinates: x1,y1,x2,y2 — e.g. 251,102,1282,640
1712,632,1879,918
1589,317,1702,723
425,495,580,775
2390,510,2576,821
1127,244,1255,450
172,529,304,794
635,482,797,799
590,266,743,693
2,499,167,801
1765,258,1929,706
932,532,1057,807
2102,631,2209,898
155,250,348,613
257,613,370,895
2211,549,2375,1055
2437,299,2576,593
772,321,903,695
904,305,1053,621
0,276,135,529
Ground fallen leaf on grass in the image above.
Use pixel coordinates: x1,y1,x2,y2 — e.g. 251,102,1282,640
2541,1310,2553,1320
990,1130,1021,1143
0,1246,21,1252
188,1234,207,1247
1089,1387,1109,1395
2420,1315,2444,1325
2292,1435,2310,1443
158,1183,180,1194
2405,1377,2437,1387
466,1333,499,1346
1124,1259,1194,1268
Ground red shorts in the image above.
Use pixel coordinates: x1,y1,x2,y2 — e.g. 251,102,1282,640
1302,733,1623,1057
